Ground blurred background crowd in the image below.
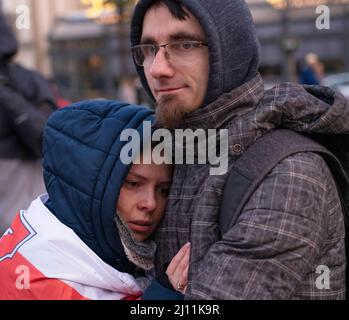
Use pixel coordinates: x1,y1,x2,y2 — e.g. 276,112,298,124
1,0,349,105
0,0,348,233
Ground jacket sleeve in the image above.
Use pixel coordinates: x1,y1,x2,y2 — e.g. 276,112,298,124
142,279,184,300
186,152,340,300
0,83,56,158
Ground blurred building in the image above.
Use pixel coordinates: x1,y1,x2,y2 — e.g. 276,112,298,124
247,0,349,82
1,0,84,77
1,0,137,102
1,0,348,99
49,14,134,101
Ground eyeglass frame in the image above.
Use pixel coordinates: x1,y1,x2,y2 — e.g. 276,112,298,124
131,40,208,67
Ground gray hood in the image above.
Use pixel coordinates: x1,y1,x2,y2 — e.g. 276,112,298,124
131,0,260,106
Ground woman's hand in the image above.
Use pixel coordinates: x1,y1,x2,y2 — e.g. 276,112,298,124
166,242,190,294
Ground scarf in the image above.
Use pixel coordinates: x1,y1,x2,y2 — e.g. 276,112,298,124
115,213,156,271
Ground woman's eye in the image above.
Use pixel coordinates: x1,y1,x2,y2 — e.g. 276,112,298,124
157,187,170,197
125,181,139,188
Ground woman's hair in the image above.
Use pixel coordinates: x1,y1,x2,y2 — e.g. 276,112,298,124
135,138,172,165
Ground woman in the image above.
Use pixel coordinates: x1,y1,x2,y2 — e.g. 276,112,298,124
0,100,188,300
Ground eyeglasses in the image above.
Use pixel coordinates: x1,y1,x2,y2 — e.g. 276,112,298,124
131,40,208,67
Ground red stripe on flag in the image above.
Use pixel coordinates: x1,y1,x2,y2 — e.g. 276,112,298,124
0,248,89,300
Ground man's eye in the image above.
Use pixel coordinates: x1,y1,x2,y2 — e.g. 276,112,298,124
180,42,195,50
173,42,194,51
141,46,154,56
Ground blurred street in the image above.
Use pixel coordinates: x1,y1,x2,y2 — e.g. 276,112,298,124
0,0,348,104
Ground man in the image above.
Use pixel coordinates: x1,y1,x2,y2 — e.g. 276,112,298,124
130,0,347,299
0,14,57,234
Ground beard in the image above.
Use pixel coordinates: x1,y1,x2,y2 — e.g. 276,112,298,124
155,94,192,129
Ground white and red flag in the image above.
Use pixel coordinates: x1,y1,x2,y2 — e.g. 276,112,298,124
0,195,142,300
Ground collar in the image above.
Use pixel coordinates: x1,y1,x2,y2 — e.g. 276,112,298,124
180,73,265,130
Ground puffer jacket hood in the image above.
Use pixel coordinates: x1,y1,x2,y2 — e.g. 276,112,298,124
0,14,18,63
42,100,154,273
131,0,260,106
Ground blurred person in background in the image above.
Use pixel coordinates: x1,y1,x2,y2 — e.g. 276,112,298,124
299,52,325,85
117,75,138,104
48,79,71,109
0,13,57,234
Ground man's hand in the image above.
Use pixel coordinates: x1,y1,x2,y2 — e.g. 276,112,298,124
166,242,190,294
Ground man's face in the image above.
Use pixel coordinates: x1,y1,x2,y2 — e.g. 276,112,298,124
141,5,209,128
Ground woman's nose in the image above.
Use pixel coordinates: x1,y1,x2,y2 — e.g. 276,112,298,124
138,190,157,212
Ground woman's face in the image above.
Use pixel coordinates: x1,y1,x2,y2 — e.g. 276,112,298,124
117,159,172,242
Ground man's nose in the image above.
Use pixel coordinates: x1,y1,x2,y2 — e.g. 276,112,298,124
149,47,175,79
138,189,157,212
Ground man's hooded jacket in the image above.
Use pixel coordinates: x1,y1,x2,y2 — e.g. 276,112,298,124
0,100,155,300
131,0,260,107
131,0,347,299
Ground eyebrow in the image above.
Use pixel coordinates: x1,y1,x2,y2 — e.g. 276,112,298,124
127,172,172,185
127,172,147,180
140,32,205,45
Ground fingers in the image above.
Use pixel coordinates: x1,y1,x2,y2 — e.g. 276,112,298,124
166,242,190,275
181,263,189,294
166,242,191,293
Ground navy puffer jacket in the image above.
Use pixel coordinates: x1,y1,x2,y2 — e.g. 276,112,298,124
43,100,155,273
